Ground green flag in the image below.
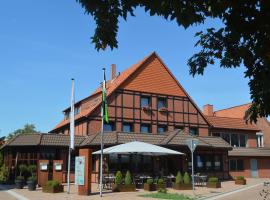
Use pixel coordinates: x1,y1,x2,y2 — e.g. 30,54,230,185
102,69,109,123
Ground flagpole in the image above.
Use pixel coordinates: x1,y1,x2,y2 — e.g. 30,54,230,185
99,68,105,197
67,78,75,194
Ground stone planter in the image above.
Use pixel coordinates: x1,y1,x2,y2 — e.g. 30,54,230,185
15,179,24,189
235,179,246,185
27,180,37,191
206,182,221,188
42,185,63,193
144,183,156,191
172,183,192,190
112,184,136,192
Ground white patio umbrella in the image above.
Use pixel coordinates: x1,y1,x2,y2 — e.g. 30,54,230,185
93,141,184,155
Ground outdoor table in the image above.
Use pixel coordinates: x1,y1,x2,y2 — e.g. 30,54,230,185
103,176,115,189
164,175,175,187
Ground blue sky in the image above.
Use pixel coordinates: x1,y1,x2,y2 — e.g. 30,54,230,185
0,1,251,136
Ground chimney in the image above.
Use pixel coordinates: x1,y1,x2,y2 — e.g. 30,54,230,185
203,104,214,116
110,64,116,80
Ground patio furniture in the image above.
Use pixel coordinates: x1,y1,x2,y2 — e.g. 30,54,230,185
103,175,115,190
164,174,175,187
194,174,207,186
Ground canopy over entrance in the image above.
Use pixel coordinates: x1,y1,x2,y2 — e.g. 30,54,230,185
93,141,184,156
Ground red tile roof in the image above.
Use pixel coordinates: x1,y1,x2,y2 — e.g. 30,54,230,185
214,103,251,119
206,116,260,131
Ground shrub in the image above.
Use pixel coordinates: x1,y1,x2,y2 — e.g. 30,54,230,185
27,176,37,182
46,180,60,188
16,176,24,181
0,165,9,183
175,171,183,184
208,177,219,183
157,178,164,184
236,176,245,180
124,171,132,185
146,178,153,185
115,171,122,185
28,165,37,175
183,172,190,184
18,164,28,176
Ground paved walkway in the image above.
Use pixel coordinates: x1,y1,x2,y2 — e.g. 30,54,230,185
0,178,268,200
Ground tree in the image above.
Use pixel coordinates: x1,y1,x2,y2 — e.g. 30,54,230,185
76,0,270,122
6,124,39,141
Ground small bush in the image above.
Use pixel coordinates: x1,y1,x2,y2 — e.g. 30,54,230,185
157,178,164,184
236,176,245,180
175,171,183,184
124,171,132,185
146,178,153,185
0,165,9,183
115,171,122,185
27,176,37,182
16,176,24,181
208,177,219,183
183,172,190,184
28,165,37,174
46,180,60,188
18,164,28,176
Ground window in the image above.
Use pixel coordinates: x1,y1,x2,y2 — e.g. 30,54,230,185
141,96,151,107
104,122,115,132
256,133,264,147
157,125,167,134
230,159,244,171
212,132,221,137
174,126,184,131
196,155,204,170
222,133,230,144
231,134,239,147
239,134,247,147
157,97,167,109
189,127,198,136
214,155,221,171
75,106,80,115
64,111,70,120
123,122,133,132
141,124,151,133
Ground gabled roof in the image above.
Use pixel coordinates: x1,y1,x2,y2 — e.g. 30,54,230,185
206,115,260,131
214,103,252,119
52,52,210,132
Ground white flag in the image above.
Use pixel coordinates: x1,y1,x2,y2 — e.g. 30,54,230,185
70,79,75,150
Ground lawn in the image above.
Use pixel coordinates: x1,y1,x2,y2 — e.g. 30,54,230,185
140,192,194,200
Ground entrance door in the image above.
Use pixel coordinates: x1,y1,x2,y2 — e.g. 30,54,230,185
250,159,258,178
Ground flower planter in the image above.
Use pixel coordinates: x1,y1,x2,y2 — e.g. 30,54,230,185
172,183,192,190
206,182,221,188
235,179,246,185
15,179,24,189
112,184,136,192
42,185,63,193
158,107,168,112
27,180,37,191
142,106,151,111
144,183,156,191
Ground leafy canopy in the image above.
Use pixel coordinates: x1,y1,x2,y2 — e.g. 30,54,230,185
76,0,270,122
6,124,39,141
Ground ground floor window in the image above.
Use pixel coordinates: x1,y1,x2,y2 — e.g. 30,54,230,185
188,153,223,172
229,159,244,171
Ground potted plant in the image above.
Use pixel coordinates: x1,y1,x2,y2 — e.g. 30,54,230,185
27,165,37,191
235,176,246,185
172,171,183,190
15,164,27,189
123,171,136,192
156,178,166,190
181,172,192,190
112,171,123,192
144,178,156,191
207,177,221,188
42,180,63,193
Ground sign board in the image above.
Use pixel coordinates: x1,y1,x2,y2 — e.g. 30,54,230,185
185,138,199,153
55,163,62,171
40,163,48,171
75,156,85,185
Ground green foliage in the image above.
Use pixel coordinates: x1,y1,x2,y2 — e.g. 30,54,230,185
208,177,218,183
124,170,132,185
146,178,154,185
183,172,190,184
16,176,24,181
175,171,183,184
0,152,3,167
28,165,37,177
77,1,270,121
157,178,164,184
140,192,193,200
46,180,60,188
0,165,9,183
27,176,37,182
6,124,39,141
18,164,28,176
236,176,245,180
158,188,167,194
115,171,122,185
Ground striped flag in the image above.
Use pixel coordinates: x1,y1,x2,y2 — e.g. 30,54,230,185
102,69,109,123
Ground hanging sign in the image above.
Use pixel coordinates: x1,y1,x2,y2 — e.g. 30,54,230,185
75,156,85,185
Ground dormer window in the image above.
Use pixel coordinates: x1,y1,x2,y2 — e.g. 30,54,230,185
75,106,80,115
64,111,70,120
